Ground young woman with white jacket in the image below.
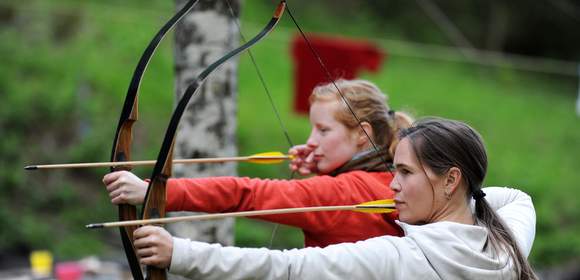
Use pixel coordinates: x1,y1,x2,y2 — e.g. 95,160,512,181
131,118,538,279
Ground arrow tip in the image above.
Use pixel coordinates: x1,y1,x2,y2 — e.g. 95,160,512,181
24,165,37,170
86,223,103,229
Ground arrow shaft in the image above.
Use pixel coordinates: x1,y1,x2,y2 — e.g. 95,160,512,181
26,155,291,170
88,204,395,228
88,204,397,228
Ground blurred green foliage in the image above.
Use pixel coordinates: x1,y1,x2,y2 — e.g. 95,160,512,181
0,0,578,269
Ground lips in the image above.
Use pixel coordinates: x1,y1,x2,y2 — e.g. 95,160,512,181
394,199,405,209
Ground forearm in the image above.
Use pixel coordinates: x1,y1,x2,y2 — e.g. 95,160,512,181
165,175,357,231
166,176,258,213
169,236,406,280
169,237,292,279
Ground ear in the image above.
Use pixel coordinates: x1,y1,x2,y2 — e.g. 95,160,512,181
356,121,373,146
444,167,462,194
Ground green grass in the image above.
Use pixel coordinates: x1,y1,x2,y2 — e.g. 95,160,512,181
1,0,578,268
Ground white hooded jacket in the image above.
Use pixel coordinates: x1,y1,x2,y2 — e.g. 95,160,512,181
169,187,535,279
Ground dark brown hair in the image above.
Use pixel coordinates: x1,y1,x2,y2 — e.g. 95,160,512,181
399,117,537,280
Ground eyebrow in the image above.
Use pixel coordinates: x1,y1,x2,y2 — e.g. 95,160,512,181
393,163,412,170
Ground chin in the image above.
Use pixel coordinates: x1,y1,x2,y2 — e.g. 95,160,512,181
316,165,333,175
397,213,414,224
317,163,343,175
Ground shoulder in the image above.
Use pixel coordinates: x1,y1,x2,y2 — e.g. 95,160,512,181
332,171,395,198
399,221,487,243
334,170,393,183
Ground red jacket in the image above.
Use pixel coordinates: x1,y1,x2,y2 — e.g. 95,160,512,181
166,170,403,247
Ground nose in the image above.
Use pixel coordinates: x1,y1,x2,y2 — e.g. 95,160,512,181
306,132,318,149
389,175,401,192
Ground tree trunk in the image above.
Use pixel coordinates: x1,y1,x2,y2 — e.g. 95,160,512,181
169,0,240,247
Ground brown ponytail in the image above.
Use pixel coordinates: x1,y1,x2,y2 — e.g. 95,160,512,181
474,197,538,279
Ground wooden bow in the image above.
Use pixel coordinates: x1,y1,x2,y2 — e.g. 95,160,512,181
136,1,286,278
109,1,199,279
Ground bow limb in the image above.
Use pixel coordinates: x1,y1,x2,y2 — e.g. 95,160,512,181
141,1,286,278
109,1,199,279
225,0,295,149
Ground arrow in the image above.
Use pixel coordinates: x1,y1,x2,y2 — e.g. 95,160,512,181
25,152,292,170
86,199,396,229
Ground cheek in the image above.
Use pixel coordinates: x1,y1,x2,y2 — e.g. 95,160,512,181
399,181,432,223
323,133,344,146
323,133,353,155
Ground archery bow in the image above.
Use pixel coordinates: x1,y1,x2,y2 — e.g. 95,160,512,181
138,1,287,278
109,1,199,279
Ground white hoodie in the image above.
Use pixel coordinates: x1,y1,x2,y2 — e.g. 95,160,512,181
169,187,535,279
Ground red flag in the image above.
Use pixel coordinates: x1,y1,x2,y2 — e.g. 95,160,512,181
291,33,385,114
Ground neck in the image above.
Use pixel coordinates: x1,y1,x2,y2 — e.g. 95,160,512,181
330,145,391,176
429,195,474,225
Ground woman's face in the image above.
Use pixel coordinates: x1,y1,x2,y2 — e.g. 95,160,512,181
390,138,443,224
306,100,360,174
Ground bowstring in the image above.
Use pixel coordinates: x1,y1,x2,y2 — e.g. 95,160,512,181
225,0,295,249
284,2,394,175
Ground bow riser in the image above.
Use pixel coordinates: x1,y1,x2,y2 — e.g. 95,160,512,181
111,102,143,280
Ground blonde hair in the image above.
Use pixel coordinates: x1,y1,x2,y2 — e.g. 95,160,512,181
309,79,413,159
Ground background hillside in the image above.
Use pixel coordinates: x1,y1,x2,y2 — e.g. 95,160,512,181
0,0,579,272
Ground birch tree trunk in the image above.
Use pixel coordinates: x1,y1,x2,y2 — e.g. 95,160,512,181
168,0,240,246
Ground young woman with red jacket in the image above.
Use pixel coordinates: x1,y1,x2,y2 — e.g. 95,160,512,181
103,79,413,247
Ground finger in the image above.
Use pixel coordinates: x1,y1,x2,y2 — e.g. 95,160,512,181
133,226,151,240
108,187,123,204
297,147,311,158
107,171,134,192
291,145,310,156
304,151,315,163
139,255,164,268
135,245,156,259
133,225,160,241
110,191,128,205
108,179,136,204
134,238,153,252
289,157,302,168
298,166,311,176
102,171,122,185
290,161,303,172
139,255,154,266
105,176,125,193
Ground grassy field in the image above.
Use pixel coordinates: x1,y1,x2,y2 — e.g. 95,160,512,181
1,0,579,268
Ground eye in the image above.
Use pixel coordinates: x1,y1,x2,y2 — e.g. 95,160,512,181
396,168,411,176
